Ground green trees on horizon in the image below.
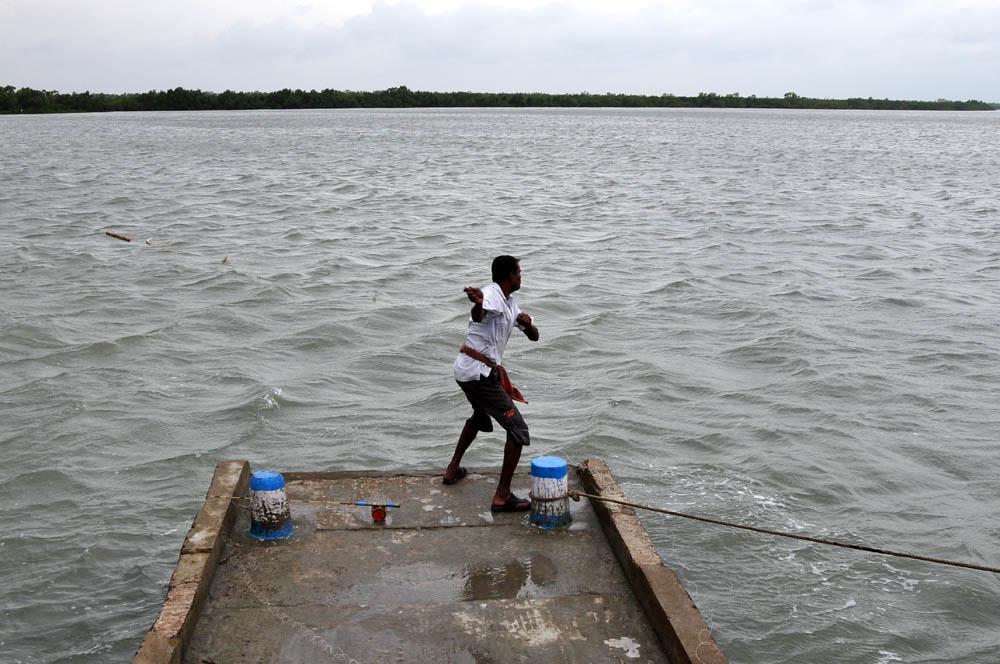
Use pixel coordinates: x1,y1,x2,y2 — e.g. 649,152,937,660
1,84,995,114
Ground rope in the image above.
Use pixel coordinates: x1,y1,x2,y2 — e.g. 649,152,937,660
208,489,996,573
528,492,567,503
570,491,1000,575
207,496,399,507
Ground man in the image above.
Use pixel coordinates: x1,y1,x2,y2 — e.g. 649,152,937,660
443,255,539,512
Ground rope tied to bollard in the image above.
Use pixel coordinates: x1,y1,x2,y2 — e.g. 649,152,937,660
528,492,568,503
209,494,401,525
208,496,400,507
569,490,1000,575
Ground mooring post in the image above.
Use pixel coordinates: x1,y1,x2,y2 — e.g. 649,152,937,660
248,470,294,540
529,456,572,529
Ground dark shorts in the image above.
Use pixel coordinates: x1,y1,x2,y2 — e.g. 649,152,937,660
457,370,530,446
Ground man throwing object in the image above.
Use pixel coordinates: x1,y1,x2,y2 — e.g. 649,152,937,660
443,255,539,512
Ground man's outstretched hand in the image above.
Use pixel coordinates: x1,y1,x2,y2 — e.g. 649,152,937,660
464,287,484,305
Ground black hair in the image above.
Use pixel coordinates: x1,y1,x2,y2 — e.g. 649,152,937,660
491,255,520,283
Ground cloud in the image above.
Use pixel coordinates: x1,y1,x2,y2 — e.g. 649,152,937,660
1,0,996,99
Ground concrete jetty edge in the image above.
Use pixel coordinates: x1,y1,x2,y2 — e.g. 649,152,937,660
133,461,250,664
578,458,727,664
135,459,726,662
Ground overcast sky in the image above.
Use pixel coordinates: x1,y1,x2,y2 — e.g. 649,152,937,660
1,0,997,100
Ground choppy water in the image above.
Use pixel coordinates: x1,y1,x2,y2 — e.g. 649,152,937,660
2,107,999,663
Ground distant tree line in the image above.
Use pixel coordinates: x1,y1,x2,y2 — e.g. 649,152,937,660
1,84,996,114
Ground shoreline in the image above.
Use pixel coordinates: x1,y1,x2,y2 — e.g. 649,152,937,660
3,84,996,114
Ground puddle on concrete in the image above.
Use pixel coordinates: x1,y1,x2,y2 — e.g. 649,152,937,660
336,561,465,605
461,554,559,601
335,553,563,606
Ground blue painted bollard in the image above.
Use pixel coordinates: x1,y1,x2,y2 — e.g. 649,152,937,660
529,456,572,529
248,470,294,540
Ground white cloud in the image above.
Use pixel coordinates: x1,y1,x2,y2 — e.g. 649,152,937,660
0,0,996,99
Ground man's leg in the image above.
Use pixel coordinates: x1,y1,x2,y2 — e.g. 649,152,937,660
460,371,530,509
492,432,529,510
444,420,478,482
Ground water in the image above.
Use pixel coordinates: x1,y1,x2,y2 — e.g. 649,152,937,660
1,107,998,663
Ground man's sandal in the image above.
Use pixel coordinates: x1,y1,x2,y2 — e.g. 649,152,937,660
490,494,530,512
442,467,468,485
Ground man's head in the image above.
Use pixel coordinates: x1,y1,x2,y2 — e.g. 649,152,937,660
491,255,522,293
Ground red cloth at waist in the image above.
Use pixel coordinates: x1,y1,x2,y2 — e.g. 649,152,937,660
460,345,527,404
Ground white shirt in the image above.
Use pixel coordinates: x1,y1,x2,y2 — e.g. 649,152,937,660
453,282,522,382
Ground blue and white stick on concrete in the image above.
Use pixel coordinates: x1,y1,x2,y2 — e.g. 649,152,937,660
248,470,294,540
529,456,572,529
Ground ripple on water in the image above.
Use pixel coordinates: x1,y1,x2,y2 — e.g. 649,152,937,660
2,108,999,663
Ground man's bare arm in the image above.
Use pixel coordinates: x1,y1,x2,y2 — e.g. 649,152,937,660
516,313,539,341
464,287,485,322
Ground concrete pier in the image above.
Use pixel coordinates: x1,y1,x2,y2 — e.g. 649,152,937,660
134,460,725,663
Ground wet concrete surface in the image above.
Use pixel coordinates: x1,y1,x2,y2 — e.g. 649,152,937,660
184,470,671,663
